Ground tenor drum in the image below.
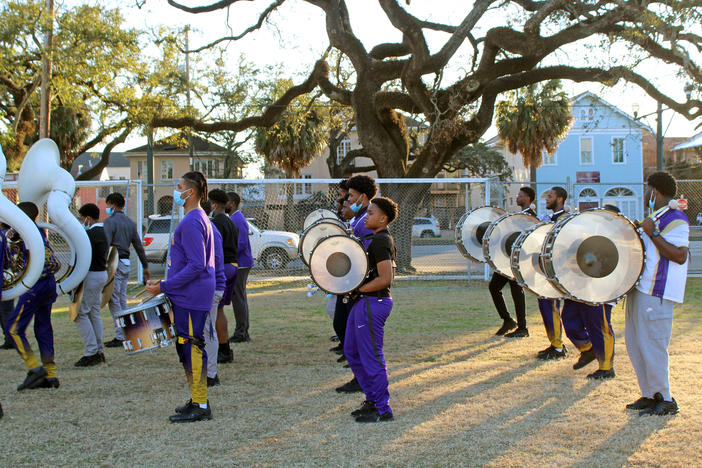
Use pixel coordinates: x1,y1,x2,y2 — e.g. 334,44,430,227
510,222,563,299
482,212,540,280
116,294,176,354
299,219,348,266
309,234,368,295
303,209,339,231
540,208,645,304
455,206,506,263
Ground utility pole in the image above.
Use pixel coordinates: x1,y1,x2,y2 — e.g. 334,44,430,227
147,130,155,215
656,101,663,171
185,25,194,171
39,0,54,139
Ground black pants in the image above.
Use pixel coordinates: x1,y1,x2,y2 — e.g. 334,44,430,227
332,295,351,345
232,267,251,337
488,273,526,329
0,299,15,343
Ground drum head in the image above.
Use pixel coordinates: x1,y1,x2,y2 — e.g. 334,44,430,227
309,235,368,294
454,213,469,257
303,209,339,231
541,209,644,304
300,219,347,266
483,213,540,279
458,206,506,263
511,223,562,299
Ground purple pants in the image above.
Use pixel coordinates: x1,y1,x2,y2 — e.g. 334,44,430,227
537,298,563,348
172,304,209,404
218,263,238,307
562,300,614,370
344,295,393,415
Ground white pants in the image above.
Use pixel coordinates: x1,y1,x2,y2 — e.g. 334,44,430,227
205,290,224,379
75,271,109,356
625,288,675,400
108,260,131,340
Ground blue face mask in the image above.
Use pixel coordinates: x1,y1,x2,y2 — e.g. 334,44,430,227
648,191,656,211
174,189,190,207
350,202,361,214
106,207,114,216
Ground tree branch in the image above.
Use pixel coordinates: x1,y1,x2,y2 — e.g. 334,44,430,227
76,126,133,181
167,0,246,14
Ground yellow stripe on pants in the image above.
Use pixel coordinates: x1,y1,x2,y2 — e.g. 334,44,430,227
9,304,40,370
551,302,563,348
189,313,207,405
600,305,614,370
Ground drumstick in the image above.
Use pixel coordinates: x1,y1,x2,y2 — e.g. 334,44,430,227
132,288,149,300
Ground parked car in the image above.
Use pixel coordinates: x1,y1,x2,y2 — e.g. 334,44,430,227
142,216,299,270
412,217,441,238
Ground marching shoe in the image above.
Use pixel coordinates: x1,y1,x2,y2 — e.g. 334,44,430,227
104,338,124,348
169,402,212,423
626,397,656,410
573,349,596,370
355,409,394,423
330,344,343,355
330,335,340,342
228,333,250,343
17,367,48,391
538,345,567,360
504,328,529,338
75,354,102,367
207,375,221,387
537,345,555,358
217,349,233,364
335,377,363,393
175,399,195,414
639,393,678,416
495,319,517,336
336,354,347,363
587,368,615,380
1,340,14,350
351,400,376,417
37,378,60,389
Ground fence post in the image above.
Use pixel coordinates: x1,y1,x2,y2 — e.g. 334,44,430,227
136,179,143,285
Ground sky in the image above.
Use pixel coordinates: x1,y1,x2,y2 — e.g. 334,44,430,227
79,0,701,159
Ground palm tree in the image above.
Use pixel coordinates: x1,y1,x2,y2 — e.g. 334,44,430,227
495,80,573,184
255,80,328,230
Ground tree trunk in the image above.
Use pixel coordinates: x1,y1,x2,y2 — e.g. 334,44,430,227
382,182,431,273
283,171,295,232
529,164,537,188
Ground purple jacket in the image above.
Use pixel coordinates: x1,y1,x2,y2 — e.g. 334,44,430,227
351,207,374,249
211,221,226,292
161,209,216,311
230,210,253,268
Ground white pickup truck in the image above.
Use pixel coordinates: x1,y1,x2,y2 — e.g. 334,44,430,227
143,216,299,270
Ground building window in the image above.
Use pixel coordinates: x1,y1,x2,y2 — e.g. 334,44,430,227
296,174,312,196
542,150,557,166
194,159,219,179
612,138,625,164
137,160,144,179
580,137,593,165
160,160,173,181
336,139,352,165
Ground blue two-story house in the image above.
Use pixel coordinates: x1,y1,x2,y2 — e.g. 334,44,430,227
534,91,651,220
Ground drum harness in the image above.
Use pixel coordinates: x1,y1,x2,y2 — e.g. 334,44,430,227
344,232,396,303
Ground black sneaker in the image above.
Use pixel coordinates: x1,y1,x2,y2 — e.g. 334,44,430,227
330,344,343,354
75,354,102,367
169,402,213,423
538,345,567,360
504,328,529,338
17,367,48,391
573,348,597,370
0,402,3,419
207,375,221,387
355,409,394,423
336,354,347,363
104,338,124,348
351,400,376,417
587,368,615,380
335,377,362,393
537,345,555,358
639,393,678,416
217,349,233,364
37,377,60,389
330,335,339,342
175,399,196,414
626,397,656,410
228,333,250,343
1,341,14,350
98,352,106,363
495,319,517,336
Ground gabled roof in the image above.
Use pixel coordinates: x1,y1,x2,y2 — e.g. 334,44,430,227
70,151,128,177
672,132,702,151
571,91,653,132
125,133,229,154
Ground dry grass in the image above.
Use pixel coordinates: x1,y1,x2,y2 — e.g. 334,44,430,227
2,279,702,467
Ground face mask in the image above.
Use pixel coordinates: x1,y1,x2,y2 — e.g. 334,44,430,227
648,191,656,211
106,207,114,216
208,211,213,218
174,188,191,207
350,196,364,214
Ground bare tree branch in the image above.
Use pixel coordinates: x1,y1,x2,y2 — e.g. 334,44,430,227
167,0,247,14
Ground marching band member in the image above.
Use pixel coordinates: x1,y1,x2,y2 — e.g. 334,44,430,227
103,192,151,348
536,187,568,360
6,202,61,390
146,171,216,423
345,197,398,423
626,172,689,415
335,175,378,393
226,192,253,343
491,187,536,338
74,203,109,367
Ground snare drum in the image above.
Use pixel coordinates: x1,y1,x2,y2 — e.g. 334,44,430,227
303,209,339,231
299,219,348,266
309,234,368,295
116,294,176,354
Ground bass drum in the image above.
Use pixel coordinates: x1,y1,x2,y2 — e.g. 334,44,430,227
454,212,469,258
482,212,540,280
303,209,339,231
456,206,506,263
540,208,645,304
299,218,347,266
309,234,368,295
510,222,562,299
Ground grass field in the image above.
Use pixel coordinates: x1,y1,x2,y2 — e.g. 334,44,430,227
1,279,702,467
